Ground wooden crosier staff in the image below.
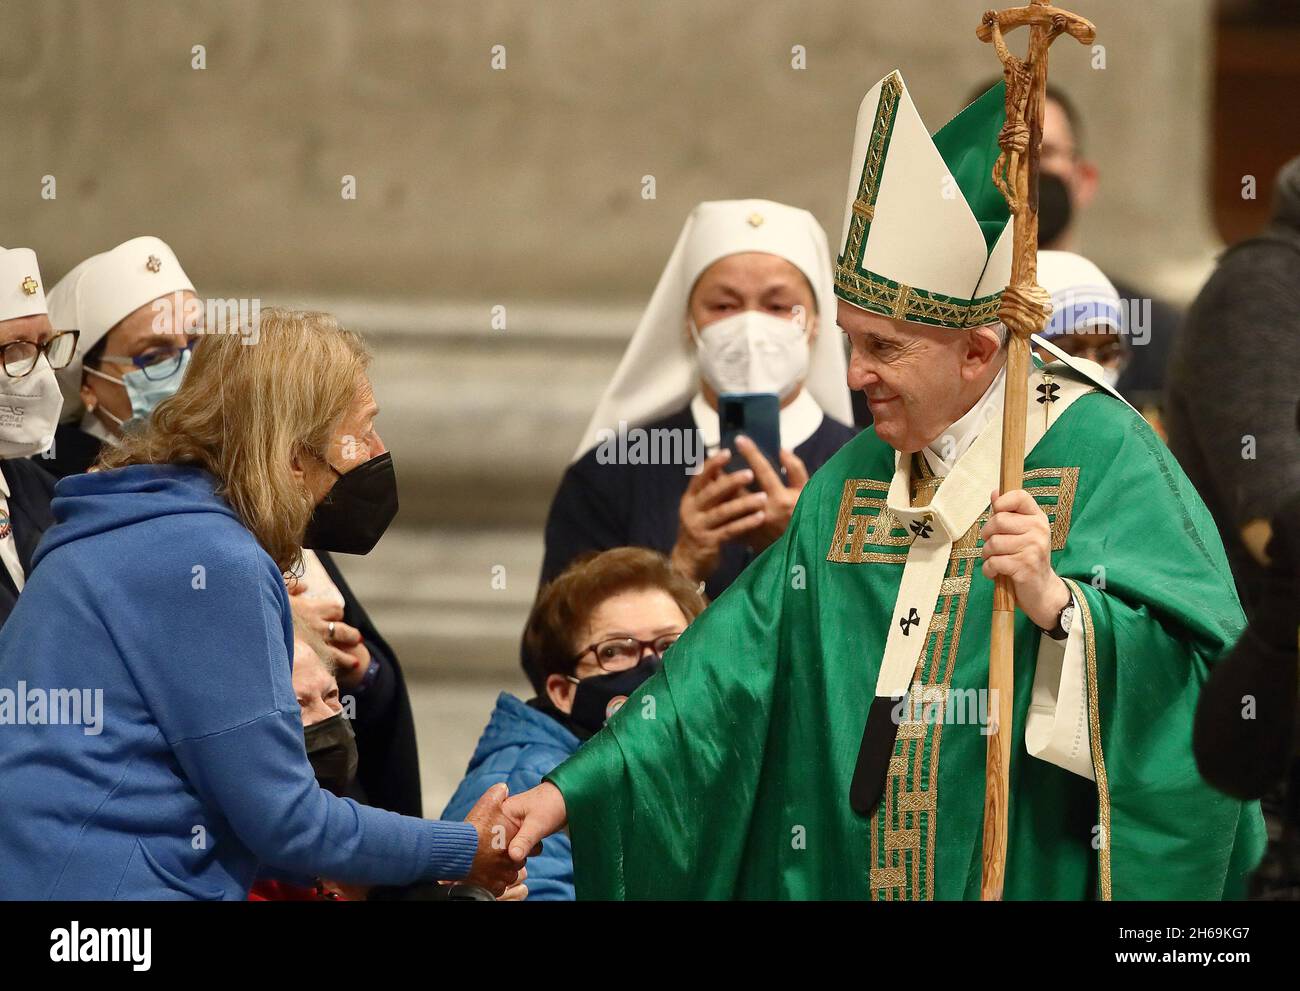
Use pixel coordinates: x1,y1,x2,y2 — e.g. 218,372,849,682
976,0,1095,901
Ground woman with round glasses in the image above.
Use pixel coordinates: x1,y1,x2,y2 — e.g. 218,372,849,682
441,546,706,900
42,236,201,480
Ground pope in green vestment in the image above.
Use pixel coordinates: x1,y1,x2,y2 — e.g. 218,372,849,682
532,72,1266,900
545,366,1265,899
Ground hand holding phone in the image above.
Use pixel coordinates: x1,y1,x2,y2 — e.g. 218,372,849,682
670,449,767,583
730,434,810,554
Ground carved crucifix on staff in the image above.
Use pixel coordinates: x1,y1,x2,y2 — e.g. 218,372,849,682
977,0,1096,902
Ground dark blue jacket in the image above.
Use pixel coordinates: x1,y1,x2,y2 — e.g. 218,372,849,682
0,458,56,627
442,693,580,900
0,464,476,899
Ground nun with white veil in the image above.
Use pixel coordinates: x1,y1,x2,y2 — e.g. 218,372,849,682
538,199,857,636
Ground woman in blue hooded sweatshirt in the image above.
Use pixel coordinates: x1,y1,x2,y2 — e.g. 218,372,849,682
443,546,705,898
0,307,523,900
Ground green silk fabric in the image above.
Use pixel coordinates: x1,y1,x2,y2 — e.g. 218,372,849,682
932,79,1010,252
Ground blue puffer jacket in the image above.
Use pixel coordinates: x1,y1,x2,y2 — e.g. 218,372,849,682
441,693,581,900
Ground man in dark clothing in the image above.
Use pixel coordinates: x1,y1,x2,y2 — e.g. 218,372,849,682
1036,87,1182,413
1194,492,1298,802
1193,493,1300,900
965,80,1182,418
1165,155,1300,613
1174,155,1300,901
0,246,68,626
0,460,56,625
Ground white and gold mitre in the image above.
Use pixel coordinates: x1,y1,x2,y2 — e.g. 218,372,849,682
834,71,1012,330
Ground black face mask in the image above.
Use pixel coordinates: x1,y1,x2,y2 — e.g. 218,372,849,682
568,655,663,736
304,712,358,796
303,452,399,555
1037,171,1074,249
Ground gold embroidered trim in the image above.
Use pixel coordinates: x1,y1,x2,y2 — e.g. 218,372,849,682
871,867,907,888
938,576,967,597
870,473,971,900
840,72,902,277
828,468,1080,563
827,478,912,562
892,284,912,321
1063,578,1112,900
837,463,1084,899
895,791,936,813
835,265,1005,330
885,828,920,850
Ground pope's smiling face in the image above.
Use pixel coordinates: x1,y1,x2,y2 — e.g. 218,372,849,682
838,301,1005,454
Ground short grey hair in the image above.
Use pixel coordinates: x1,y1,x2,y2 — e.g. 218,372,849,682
972,322,1009,351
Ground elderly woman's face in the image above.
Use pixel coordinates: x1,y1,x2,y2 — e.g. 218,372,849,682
839,301,1003,453
687,252,817,336
292,638,342,727
546,587,690,715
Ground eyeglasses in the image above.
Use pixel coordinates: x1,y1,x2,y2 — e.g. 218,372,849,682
572,634,682,672
0,330,80,378
98,337,198,381
1051,336,1125,365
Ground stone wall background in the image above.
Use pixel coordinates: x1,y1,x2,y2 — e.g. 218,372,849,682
2,0,1221,681
7,0,1217,298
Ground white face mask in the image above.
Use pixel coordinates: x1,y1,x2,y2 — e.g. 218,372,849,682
690,310,811,398
0,354,63,458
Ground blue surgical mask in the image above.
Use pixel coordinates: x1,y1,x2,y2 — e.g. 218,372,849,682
86,348,192,429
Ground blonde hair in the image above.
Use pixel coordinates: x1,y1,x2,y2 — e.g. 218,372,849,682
98,307,370,573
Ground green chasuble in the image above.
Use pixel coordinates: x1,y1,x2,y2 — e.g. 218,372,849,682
546,367,1266,900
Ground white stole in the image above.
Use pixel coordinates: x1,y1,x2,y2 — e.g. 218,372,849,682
872,365,1093,701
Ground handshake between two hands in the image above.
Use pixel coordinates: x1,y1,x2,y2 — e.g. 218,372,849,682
458,781,568,899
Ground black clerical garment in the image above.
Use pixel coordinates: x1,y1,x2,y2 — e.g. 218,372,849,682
36,423,423,817
40,422,106,481
539,402,857,600
0,458,56,627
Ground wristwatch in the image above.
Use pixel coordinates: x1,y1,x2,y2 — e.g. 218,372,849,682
1042,594,1075,642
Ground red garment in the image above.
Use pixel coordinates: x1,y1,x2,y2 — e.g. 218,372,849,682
248,879,346,901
